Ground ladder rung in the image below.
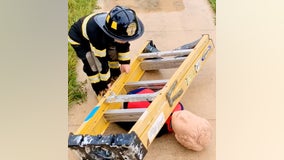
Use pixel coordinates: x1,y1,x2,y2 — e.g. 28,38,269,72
104,108,146,122
125,79,168,91
140,57,186,70
139,49,193,59
106,92,159,103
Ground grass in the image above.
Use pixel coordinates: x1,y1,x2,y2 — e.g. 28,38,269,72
208,0,216,24
68,0,99,107
208,0,216,13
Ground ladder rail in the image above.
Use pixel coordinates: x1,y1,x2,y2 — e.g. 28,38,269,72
129,35,214,147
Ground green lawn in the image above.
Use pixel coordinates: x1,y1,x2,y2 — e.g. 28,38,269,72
68,0,98,106
208,0,216,13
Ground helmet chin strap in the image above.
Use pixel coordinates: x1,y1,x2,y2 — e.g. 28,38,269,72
114,39,127,44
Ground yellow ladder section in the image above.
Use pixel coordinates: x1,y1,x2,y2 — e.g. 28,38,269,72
68,34,214,160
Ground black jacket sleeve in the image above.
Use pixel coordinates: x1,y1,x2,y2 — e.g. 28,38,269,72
116,42,130,64
68,17,91,59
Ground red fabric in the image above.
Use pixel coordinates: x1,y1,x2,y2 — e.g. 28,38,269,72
126,88,183,132
127,88,154,109
166,103,183,132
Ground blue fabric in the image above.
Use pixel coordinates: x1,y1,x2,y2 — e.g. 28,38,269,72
84,106,100,122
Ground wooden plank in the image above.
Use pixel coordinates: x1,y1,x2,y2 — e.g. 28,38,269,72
105,92,159,103
140,57,186,70
104,108,146,122
125,79,168,91
138,49,193,59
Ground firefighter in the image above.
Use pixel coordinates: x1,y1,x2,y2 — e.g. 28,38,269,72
68,5,144,98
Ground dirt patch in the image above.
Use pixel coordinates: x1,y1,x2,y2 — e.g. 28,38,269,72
69,0,215,159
